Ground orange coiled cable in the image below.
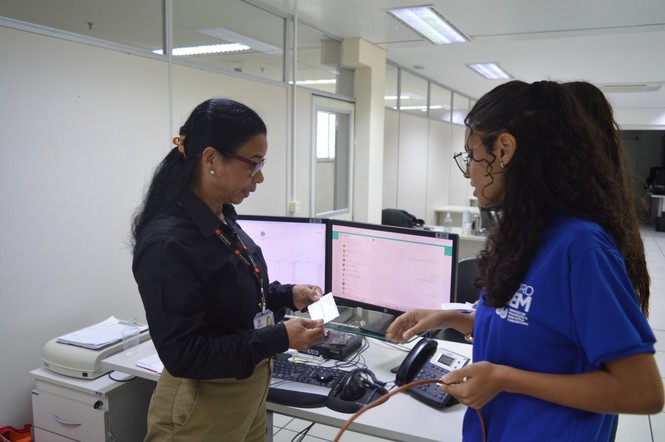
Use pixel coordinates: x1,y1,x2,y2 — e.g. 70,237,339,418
333,378,486,442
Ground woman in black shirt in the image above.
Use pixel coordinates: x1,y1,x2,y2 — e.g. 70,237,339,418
132,99,325,441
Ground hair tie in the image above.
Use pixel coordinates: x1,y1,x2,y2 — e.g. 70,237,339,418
173,135,187,159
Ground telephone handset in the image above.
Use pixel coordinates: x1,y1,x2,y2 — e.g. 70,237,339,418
395,337,470,408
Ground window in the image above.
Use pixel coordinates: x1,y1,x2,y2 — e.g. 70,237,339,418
313,97,353,216
430,83,453,122
294,24,353,96
172,1,285,82
316,111,337,160
452,93,470,125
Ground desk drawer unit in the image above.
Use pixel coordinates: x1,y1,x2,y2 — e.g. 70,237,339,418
32,388,107,441
34,426,85,442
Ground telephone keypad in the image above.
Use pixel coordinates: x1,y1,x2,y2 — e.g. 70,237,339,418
411,363,452,408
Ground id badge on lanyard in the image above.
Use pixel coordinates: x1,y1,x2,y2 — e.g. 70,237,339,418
253,310,275,329
215,226,273,330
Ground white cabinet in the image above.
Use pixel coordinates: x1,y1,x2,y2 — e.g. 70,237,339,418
31,367,155,441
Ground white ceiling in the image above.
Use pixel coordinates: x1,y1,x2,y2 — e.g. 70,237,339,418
2,0,665,124
259,0,665,112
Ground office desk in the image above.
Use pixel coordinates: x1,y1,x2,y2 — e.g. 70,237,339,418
102,338,471,442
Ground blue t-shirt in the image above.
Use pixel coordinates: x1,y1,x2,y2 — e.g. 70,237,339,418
464,216,655,441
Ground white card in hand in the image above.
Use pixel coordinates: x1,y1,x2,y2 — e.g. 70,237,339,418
307,292,340,323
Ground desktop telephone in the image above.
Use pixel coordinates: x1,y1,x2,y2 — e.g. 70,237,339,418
395,338,470,408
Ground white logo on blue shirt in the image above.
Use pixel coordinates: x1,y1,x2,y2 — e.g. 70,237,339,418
496,284,533,326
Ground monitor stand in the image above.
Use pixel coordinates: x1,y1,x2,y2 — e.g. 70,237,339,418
358,312,396,337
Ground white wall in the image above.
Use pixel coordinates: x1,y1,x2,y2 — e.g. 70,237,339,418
382,109,400,209
0,26,167,426
397,113,430,219
426,119,456,225
0,26,305,428
382,109,471,225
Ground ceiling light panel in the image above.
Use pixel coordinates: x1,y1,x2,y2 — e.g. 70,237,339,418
387,6,468,45
153,43,250,56
467,63,512,80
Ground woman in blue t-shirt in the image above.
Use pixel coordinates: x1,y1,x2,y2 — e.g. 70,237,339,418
386,80,663,441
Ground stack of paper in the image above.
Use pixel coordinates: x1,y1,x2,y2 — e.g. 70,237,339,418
56,316,148,350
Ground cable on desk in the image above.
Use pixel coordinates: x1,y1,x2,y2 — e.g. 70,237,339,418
332,378,487,442
107,371,137,382
333,336,369,370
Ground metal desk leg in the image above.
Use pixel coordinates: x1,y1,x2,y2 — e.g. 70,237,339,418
266,410,274,442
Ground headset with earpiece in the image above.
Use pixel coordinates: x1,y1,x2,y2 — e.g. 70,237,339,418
326,367,388,413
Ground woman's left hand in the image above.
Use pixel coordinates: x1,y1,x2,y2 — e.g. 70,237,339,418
292,285,323,310
439,361,505,409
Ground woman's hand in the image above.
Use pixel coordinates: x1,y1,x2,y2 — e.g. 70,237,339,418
441,353,664,414
440,362,505,409
386,309,474,344
284,318,325,351
292,285,323,310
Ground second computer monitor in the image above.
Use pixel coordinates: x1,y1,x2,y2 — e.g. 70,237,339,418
237,215,327,290
327,220,458,335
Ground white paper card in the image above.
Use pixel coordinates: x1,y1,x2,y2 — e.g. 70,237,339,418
441,302,476,312
307,292,340,323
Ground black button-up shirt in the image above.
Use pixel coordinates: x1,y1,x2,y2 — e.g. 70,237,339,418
133,190,295,380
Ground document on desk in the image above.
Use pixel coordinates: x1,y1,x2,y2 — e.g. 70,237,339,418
136,353,164,374
56,316,148,350
306,292,340,323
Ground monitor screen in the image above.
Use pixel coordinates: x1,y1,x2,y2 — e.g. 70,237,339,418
327,220,458,335
237,215,327,290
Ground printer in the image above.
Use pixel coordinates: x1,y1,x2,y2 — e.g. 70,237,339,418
42,331,150,379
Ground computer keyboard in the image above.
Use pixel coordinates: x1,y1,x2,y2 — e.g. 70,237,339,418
268,357,351,408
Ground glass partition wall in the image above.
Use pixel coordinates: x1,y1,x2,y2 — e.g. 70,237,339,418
385,61,474,125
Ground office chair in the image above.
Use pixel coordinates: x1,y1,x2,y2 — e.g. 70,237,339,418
434,257,480,344
381,208,424,228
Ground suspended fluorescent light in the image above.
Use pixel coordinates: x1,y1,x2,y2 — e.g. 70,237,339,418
467,63,512,79
287,79,338,86
599,83,661,93
387,6,468,44
384,95,411,100
198,27,282,55
393,105,444,111
153,43,250,56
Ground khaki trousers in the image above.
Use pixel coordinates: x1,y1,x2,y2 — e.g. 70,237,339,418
144,359,271,442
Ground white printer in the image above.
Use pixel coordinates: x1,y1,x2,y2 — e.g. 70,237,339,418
42,321,150,379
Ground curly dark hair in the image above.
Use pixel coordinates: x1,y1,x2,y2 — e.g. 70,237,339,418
467,80,650,316
131,98,267,253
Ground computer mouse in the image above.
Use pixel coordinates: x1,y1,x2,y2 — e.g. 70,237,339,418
314,369,333,384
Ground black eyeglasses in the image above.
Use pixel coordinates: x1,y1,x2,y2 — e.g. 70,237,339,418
229,152,266,177
453,141,484,175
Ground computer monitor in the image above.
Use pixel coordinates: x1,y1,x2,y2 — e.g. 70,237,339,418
236,215,327,290
326,220,458,336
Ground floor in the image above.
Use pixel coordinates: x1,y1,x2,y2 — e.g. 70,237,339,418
271,224,665,441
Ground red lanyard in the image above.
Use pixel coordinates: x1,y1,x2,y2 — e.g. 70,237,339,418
215,226,266,313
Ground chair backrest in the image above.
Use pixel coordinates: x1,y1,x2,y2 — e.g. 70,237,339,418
455,257,480,304
381,209,424,228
